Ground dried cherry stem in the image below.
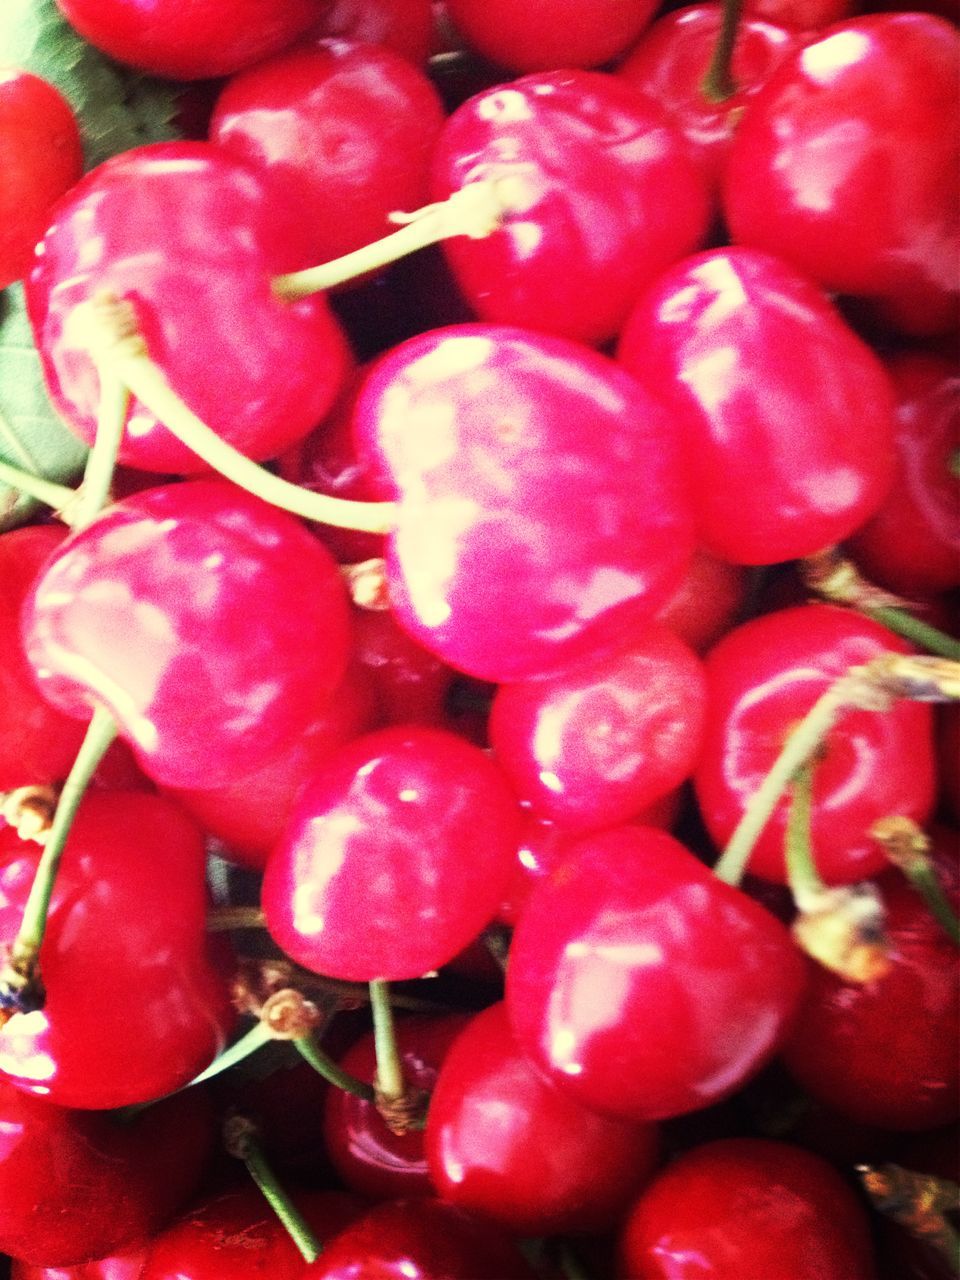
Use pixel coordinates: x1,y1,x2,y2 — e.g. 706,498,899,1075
702,0,743,102
871,816,960,947
295,1032,376,1102
0,704,118,1011
272,177,526,299
857,1163,960,1273
207,904,268,931
71,369,129,528
713,653,960,887
224,1116,321,1263
76,291,397,534
0,457,77,513
0,785,59,843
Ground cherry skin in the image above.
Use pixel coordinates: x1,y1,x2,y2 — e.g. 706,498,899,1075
742,0,854,30
0,70,82,291
263,725,521,981
0,1074,213,1267
693,604,937,885
723,14,960,336
430,70,710,346
426,1001,660,1235
12,1248,149,1280
26,141,350,474
0,792,235,1109
617,1138,877,1279
351,606,455,729
489,623,706,833
505,826,807,1121
308,0,435,66
22,480,352,790
353,324,694,683
617,246,897,565
654,548,748,656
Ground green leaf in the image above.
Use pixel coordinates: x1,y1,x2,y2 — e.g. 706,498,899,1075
0,284,88,532
0,0,182,171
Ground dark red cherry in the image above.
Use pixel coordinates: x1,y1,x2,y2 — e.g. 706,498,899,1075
742,0,854,29
26,141,350,474
489,624,706,833
426,1002,660,1235
723,14,960,336
22,481,352,790
12,1247,149,1280
353,324,694,682
694,605,937,885
263,725,521,981
506,827,807,1121
655,549,748,655
617,247,896,565
430,71,710,346
0,1074,213,1267
618,1138,877,1279
352,607,455,729
0,793,234,1109
308,0,435,66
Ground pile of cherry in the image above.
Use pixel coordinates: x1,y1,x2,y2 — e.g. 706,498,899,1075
0,0,958,1275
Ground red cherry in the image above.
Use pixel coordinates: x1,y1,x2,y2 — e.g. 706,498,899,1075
723,14,960,336
431,71,710,346
26,141,350,474
618,1138,877,1279
617,246,897,565
308,0,435,66
0,793,234,1109
426,1001,660,1235
22,481,352,790
0,1074,213,1267
352,607,455,729
505,826,807,1121
489,623,706,833
742,0,854,30
263,725,521,981
694,605,937,885
0,70,82,291
12,1247,149,1280
654,548,748,656
353,324,694,682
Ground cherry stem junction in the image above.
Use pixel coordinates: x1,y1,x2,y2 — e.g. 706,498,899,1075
871,817,960,948
0,457,78,514
224,1117,321,1262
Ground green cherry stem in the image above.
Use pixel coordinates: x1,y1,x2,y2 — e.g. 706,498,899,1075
187,1020,275,1086
863,606,960,662
224,1117,322,1263
784,762,825,906
72,369,129,528
702,0,743,103
871,817,960,948
369,978,406,1103
295,1032,376,1102
0,457,77,512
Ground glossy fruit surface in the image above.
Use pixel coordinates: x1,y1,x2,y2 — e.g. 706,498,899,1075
426,1001,660,1234
724,14,960,336
0,69,83,291
431,70,710,345
506,827,806,1120
354,324,694,682
12,1246,150,1280
0,793,234,1108
22,481,352,790
308,0,435,65
618,1138,877,1279
694,605,936,884
352,606,454,729
617,247,896,565
27,141,349,473
654,549,748,655
263,726,521,980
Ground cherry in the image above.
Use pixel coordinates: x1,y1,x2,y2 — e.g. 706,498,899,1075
742,0,854,30
26,141,350,474
430,70,711,346
489,623,706,833
505,826,807,1121
12,1248,149,1280
210,40,445,273
0,792,235,1109
352,324,694,682
0,70,82,292
263,725,521,981
0,1074,213,1267
654,549,748,656
426,1001,660,1235
617,246,897,565
308,0,436,66
351,607,455,729
694,604,937,885
53,0,328,79
723,14,960,336
618,1138,877,1279
22,481,352,790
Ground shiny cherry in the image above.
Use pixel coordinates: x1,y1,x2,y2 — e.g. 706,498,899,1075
430,71,710,346
618,1138,877,1279
12,1247,149,1280
742,0,854,29
617,247,896,565
353,324,694,682
26,141,350,473
426,1001,660,1235
22,481,352,790
308,0,435,66
351,607,455,729
506,826,807,1121
654,549,748,655
694,605,937,884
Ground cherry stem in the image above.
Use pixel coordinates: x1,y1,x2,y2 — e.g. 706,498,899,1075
272,178,525,299
72,370,129,528
0,704,118,1008
871,817,960,948
857,1163,960,1272
76,292,396,534
188,1020,275,1086
225,1117,321,1263
864,606,960,661
294,1032,376,1102
206,904,268,931
702,0,742,103
0,457,77,513
369,978,406,1103
784,762,826,906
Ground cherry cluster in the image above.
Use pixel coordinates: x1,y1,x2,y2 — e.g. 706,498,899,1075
0,0,957,1277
